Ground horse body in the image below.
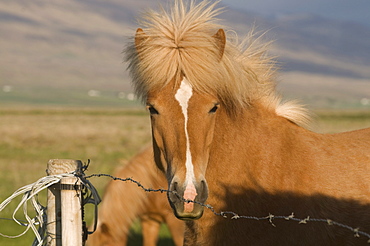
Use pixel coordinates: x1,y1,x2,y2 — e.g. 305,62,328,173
208,104,370,197
126,1,370,244
86,147,184,246
189,104,370,245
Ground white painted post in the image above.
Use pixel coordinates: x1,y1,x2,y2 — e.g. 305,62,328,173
46,159,83,246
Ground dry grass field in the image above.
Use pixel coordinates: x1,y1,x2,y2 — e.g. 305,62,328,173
0,107,153,245
0,107,369,245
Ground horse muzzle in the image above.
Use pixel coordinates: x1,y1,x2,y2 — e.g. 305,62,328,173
168,178,208,220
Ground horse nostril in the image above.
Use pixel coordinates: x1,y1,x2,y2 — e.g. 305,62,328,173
200,180,207,191
168,181,182,205
169,181,180,198
199,180,209,201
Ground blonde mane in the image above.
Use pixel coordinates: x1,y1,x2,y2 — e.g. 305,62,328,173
125,0,310,127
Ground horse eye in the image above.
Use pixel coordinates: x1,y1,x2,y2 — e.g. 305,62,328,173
147,105,159,115
209,104,219,114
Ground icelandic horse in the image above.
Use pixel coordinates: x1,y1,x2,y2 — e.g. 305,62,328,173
86,146,184,246
125,0,370,245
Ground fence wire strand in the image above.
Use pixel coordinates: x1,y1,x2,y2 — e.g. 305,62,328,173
85,173,370,243
1,170,370,245
0,173,76,246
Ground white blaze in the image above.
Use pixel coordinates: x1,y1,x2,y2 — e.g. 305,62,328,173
175,78,195,186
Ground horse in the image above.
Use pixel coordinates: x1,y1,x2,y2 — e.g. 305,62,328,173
86,146,184,246
125,0,370,245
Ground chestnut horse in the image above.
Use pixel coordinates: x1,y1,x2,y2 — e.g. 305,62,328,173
86,147,184,246
126,1,370,245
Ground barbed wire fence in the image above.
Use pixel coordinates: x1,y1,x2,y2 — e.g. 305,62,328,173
1,159,370,245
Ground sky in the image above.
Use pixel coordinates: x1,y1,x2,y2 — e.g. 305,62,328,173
223,0,370,27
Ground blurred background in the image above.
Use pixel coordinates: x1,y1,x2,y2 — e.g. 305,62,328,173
1,0,370,108
0,0,369,245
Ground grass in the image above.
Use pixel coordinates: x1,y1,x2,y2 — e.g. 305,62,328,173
0,107,153,245
0,86,141,108
0,106,369,245
312,110,370,133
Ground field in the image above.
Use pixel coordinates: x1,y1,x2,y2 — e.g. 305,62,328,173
0,107,370,245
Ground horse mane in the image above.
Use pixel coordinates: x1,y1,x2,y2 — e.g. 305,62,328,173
125,0,310,128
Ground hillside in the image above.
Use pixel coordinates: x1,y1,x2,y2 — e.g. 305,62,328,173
0,0,369,109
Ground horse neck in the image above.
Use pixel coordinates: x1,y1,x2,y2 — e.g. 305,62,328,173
208,102,308,191
213,103,287,150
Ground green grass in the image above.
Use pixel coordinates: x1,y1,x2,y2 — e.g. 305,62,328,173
313,110,370,133
0,107,369,245
0,107,155,245
0,86,142,108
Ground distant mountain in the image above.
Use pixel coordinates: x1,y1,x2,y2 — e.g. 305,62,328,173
0,0,369,109
221,9,370,77
225,0,370,29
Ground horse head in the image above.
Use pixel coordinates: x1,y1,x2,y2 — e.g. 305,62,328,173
134,28,226,220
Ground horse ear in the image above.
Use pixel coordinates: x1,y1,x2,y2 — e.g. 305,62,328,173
135,28,147,52
213,29,226,60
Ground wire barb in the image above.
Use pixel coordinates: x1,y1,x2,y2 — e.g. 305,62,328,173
266,213,276,227
299,216,310,224
354,228,360,238
231,214,240,219
285,212,294,220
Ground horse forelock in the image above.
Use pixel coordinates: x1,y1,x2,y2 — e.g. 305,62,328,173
125,0,310,126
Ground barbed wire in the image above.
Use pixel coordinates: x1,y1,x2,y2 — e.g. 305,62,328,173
1,171,370,245
85,173,370,243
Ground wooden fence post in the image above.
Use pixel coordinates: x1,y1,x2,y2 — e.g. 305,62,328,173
46,159,83,246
